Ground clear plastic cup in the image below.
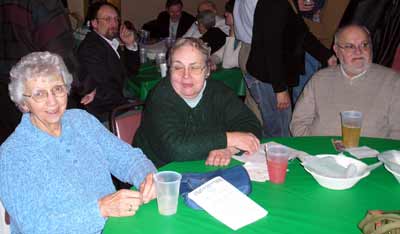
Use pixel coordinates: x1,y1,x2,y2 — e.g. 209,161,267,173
154,171,182,216
266,145,289,184
156,53,166,72
139,47,147,64
341,111,363,148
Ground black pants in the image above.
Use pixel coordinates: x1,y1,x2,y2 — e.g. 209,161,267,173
0,81,21,144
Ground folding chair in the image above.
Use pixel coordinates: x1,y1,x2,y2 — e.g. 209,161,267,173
109,100,144,144
109,100,145,190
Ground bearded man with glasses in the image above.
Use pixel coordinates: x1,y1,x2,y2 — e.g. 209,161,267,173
290,24,400,139
77,2,140,122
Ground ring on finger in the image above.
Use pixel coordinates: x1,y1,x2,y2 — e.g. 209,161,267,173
128,204,133,212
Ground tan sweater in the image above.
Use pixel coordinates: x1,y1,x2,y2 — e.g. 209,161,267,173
290,64,400,139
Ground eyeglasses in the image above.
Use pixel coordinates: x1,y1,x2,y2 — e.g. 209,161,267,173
23,84,67,103
170,63,206,76
336,41,371,53
96,16,121,23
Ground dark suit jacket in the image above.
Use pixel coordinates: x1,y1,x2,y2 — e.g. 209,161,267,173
152,11,195,39
247,0,332,93
200,27,227,54
77,31,139,121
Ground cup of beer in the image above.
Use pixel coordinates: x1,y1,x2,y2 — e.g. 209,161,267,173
340,111,363,148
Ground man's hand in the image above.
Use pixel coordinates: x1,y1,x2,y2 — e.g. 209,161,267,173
226,132,260,155
206,148,234,166
98,189,143,217
80,89,96,105
139,174,156,204
120,24,135,47
276,90,291,110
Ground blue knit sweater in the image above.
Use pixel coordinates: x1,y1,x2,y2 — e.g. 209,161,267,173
0,109,156,234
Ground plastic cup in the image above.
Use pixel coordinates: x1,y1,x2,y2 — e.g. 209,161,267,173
341,111,363,148
266,145,289,184
156,52,166,72
160,63,168,78
154,171,182,216
139,47,147,64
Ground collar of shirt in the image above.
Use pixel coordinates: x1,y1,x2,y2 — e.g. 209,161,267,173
169,20,179,39
182,81,207,108
340,65,367,81
96,32,120,58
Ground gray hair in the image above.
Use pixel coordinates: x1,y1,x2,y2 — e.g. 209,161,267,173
168,37,211,77
334,24,372,45
9,51,73,107
169,37,211,64
197,10,216,30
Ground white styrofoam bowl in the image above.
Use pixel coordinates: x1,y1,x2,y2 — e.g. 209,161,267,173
384,164,400,183
303,155,370,190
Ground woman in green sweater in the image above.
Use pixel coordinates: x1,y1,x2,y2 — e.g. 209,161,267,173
134,38,261,167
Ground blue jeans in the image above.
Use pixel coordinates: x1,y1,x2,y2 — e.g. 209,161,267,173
292,53,321,104
244,74,292,138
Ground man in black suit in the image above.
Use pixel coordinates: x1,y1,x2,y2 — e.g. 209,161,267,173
151,0,195,39
78,2,139,121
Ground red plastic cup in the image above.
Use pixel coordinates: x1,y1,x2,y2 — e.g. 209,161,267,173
266,145,289,184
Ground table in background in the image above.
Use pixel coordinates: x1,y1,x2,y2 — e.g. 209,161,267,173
126,63,246,100
103,136,400,234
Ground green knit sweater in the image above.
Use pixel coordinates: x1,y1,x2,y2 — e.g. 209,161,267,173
133,78,261,167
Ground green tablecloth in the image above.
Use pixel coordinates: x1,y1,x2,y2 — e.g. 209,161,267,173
126,63,246,100
103,136,400,234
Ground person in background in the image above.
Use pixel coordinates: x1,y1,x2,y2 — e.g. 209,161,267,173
197,10,227,54
151,0,195,39
291,0,347,104
133,38,261,168
183,0,230,38
233,0,263,124
77,2,140,122
245,0,336,138
211,0,241,69
290,24,400,138
0,52,157,234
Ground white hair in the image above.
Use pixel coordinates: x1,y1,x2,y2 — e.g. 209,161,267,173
8,51,73,108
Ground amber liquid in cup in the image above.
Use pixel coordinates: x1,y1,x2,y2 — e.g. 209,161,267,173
342,125,361,148
341,111,363,148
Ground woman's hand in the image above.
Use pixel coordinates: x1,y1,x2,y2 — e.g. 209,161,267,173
206,148,235,166
226,132,260,155
98,189,143,217
139,173,156,204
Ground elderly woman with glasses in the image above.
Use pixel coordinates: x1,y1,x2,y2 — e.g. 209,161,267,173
0,52,157,234
134,38,261,168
